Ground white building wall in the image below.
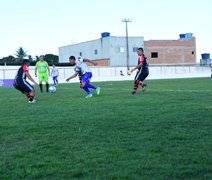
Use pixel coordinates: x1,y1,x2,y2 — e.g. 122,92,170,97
59,36,144,66
108,36,144,66
59,38,110,63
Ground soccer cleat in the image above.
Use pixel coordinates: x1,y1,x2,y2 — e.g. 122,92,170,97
142,84,147,91
85,93,93,99
28,99,36,103
132,91,136,95
96,87,101,95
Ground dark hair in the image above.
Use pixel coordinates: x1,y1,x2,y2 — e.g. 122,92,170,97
138,47,144,52
22,59,30,64
69,56,76,60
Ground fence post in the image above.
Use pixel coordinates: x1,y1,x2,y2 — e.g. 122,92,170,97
3,68,5,79
63,68,65,78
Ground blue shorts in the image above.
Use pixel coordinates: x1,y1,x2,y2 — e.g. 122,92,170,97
53,76,58,81
82,72,92,83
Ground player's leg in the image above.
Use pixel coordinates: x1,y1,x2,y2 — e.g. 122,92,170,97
38,74,43,92
85,72,96,89
53,76,56,85
80,73,93,98
25,90,36,103
55,76,58,84
132,70,142,94
139,70,149,91
22,81,36,103
80,82,92,97
43,74,49,92
85,72,100,95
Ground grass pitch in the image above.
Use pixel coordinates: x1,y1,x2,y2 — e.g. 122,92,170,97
0,78,211,179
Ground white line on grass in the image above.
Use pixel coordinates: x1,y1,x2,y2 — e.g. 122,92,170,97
60,86,211,93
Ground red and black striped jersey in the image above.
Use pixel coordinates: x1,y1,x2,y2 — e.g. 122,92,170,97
138,55,149,70
15,64,28,81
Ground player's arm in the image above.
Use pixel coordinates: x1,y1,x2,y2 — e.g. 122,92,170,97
66,72,79,82
26,71,38,85
131,62,143,73
83,59,97,66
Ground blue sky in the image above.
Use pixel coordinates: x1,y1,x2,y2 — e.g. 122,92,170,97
0,0,211,61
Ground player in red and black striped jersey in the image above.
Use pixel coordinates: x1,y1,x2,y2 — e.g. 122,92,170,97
130,47,149,94
13,59,38,103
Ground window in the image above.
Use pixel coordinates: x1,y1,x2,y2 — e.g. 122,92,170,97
119,47,125,53
192,51,194,55
133,47,138,52
94,49,98,55
151,52,158,58
79,52,82,56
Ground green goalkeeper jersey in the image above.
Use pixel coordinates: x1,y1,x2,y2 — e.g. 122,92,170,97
36,61,49,73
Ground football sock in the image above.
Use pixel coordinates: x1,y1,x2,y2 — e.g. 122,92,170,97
140,81,144,86
39,84,43,92
25,93,30,99
82,86,91,94
133,80,140,92
46,84,49,92
86,83,96,90
29,96,34,102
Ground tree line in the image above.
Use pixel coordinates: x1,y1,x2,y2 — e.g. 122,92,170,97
0,47,59,65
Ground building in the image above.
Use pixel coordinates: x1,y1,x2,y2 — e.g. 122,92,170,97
59,34,144,67
59,33,196,66
144,35,196,64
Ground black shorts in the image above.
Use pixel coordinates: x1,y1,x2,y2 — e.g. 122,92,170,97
135,69,149,81
13,79,34,94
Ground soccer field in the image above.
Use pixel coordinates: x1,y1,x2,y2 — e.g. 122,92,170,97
0,78,211,179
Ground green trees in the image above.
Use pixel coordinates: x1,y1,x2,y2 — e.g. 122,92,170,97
15,47,28,61
0,56,16,63
44,54,59,64
0,47,59,65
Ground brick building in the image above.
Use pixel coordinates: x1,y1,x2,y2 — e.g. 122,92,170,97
144,37,196,64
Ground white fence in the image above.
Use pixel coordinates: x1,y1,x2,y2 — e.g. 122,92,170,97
0,65,211,85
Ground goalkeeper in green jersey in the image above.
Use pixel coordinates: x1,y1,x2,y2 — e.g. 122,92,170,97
35,55,50,92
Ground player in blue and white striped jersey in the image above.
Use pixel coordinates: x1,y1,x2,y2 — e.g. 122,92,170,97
66,56,100,98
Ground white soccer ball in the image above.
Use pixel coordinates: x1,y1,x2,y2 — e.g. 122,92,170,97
49,86,56,93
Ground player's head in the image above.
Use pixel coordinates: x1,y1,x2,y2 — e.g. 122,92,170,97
69,56,76,65
137,47,144,56
39,55,44,61
22,59,30,66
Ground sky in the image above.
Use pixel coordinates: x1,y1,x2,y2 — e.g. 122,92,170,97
0,0,211,61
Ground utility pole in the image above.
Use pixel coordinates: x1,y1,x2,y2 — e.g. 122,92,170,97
122,18,132,70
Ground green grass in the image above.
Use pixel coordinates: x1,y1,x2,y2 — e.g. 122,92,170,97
0,78,211,179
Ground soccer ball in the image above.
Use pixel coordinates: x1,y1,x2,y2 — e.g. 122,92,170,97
49,86,56,93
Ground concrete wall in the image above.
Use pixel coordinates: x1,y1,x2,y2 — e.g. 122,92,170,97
1,65,210,86
144,37,196,64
